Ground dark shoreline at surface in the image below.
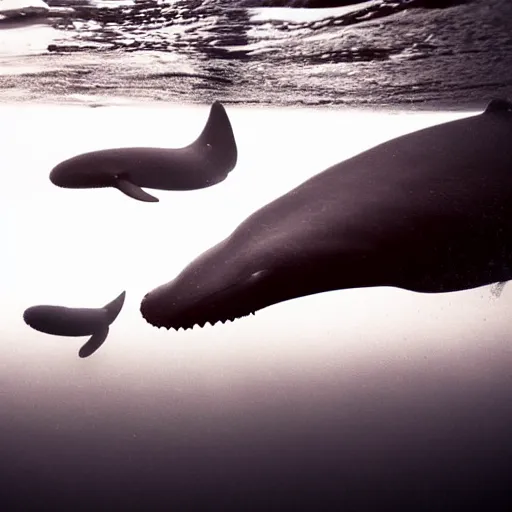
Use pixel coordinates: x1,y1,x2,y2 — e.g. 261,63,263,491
0,96,489,112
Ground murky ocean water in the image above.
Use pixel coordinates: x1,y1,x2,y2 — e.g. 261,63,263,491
1,0,511,107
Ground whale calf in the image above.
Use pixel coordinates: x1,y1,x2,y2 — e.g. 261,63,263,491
140,99,512,330
49,101,237,202
24,291,126,357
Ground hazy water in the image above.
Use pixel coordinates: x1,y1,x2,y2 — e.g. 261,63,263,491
1,0,512,107
1,104,512,508
2,1,512,506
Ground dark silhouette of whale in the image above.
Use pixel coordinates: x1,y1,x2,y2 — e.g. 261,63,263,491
140,99,512,330
24,291,126,357
49,101,237,202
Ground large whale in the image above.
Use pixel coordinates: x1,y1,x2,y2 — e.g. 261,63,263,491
140,99,512,330
49,101,238,203
24,291,126,357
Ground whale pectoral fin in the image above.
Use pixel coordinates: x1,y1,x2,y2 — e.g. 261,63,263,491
115,177,159,203
78,326,109,358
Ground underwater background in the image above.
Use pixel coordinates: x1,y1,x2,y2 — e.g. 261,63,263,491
1,1,512,510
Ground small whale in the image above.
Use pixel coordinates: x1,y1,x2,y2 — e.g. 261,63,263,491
140,99,512,330
49,101,238,202
24,291,126,358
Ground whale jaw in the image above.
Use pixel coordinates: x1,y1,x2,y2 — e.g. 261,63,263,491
139,299,257,331
138,267,277,331
139,305,256,331
139,281,260,331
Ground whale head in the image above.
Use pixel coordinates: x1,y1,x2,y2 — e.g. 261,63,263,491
137,195,338,331
23,306,53,331
139,214,359,331
139,236,272,330
50,152,116,190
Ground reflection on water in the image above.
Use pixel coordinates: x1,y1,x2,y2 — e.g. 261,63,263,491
0,0,511,106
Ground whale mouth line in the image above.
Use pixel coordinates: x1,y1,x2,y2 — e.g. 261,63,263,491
139,270,270,330
140,309,256,331
139,284,259,330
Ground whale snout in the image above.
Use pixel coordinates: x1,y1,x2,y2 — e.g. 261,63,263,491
140,288,176,329
50,160,76,187
49,164,63,186
140,263,267,331
23,307,36,327
49,154,113,190
23,306,53,332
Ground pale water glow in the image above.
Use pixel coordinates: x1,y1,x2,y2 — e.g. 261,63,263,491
1,103,509,392
3,104,512,506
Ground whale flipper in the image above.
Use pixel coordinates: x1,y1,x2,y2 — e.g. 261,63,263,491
79,326,109,358
78,291,125,357
115,177,159,203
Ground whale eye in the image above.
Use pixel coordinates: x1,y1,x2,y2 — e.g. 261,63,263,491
250,270,267,281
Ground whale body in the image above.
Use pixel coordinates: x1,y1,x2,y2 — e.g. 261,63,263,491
24,291,126,357
140,99,512,330
49,101,237,202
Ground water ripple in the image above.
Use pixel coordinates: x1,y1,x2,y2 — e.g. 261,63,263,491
0,0,511,107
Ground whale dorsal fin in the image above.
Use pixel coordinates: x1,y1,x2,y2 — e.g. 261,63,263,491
115,177,159,202
195,101,230,146
484,99,512,114
79,326,109,358
192,101,238,171
103,291,126,324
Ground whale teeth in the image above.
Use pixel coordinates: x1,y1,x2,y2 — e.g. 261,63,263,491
142,308,259,331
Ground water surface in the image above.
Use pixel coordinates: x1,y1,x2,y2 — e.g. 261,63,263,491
1,0,511,107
